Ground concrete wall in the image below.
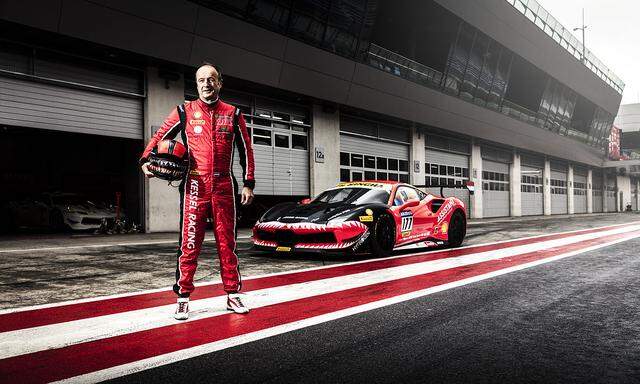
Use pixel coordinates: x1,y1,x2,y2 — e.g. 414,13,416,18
567,165,575,214
310,105,340,197
143,67,184,232
469,142,483,219
0,0,609,167
411,126,426,186
543,160,551,215
510,152,521,217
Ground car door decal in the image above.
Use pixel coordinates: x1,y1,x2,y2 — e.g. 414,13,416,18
400,211,413,236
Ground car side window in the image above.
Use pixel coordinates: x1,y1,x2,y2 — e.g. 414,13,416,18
393,186,419,206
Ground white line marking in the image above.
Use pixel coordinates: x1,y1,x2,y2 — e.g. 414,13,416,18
2,221,639,315
54,230,640,384
3,224,639,360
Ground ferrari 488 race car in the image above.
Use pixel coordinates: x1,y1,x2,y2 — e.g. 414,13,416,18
252,181,468,257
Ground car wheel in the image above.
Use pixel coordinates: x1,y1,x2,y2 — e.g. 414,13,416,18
370,212,396,258
50,210,66,232
447,210,466,248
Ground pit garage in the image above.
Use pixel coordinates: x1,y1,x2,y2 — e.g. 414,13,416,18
550,161,568,215
573,166,588,214
481,146,511,218
0,44,143,233
592,170,604,213
520,154,544,216
339,115,410,183
424,134,470,209
633,181,639,211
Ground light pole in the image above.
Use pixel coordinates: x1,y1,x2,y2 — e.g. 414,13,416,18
573,8,587,63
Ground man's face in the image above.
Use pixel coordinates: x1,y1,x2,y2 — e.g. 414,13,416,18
196,65,221,102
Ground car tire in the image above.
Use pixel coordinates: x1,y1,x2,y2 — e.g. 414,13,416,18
370,212,396,258
447,210,466,248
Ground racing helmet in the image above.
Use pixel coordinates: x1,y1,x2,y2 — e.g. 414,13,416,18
147,140,189,181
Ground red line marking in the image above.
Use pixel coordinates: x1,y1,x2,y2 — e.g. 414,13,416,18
2,228,638,384
0,224,631,333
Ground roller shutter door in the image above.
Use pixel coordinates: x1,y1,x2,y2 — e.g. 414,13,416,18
424,149,469,209
550,163,568,215
573,170,588,214
482,160,510,217
0,76,142,139
521,165,543,216
340,134,409,183
592,172,603,213
632,181,638,211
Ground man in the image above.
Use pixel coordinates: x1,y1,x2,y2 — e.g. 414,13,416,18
140,63,255,320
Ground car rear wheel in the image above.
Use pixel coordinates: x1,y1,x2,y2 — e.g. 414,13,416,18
447,210,466,248
370,212,395,258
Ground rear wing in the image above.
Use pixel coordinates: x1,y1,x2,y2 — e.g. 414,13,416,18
414,181,475,197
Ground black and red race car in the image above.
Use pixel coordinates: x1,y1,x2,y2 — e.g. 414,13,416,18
252,181,468,257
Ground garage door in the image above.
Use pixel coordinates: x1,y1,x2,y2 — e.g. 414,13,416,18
573,168,588,214
340,134,409,183
0,45,144,139
633,181,638,211
424,148,470,208
605,176,617,212
482,160,510,217
521,165,543,216
592,171,603,213
550,163,568,215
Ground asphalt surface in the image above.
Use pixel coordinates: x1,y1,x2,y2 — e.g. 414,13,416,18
110,236,640,384
1,213,639,309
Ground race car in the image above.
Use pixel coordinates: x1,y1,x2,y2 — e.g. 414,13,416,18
252,181,468,257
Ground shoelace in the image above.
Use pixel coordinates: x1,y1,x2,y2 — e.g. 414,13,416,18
177,302,188,313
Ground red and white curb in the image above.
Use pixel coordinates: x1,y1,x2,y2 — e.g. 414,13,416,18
1,222,639,383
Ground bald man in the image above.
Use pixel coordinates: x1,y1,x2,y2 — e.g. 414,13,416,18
140,63,255,319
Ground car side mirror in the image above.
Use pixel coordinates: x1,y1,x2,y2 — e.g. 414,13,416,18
300,198,312,205
398,199,420,211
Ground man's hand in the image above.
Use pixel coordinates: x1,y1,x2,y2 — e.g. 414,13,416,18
240,187,254,205
141,162,155,178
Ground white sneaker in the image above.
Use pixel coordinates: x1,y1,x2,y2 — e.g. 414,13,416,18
174,297,189,320
227,294,250,314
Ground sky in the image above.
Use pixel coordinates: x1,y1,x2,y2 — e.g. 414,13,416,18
536,0,640,106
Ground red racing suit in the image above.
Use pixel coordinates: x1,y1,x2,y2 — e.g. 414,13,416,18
140,98,255,296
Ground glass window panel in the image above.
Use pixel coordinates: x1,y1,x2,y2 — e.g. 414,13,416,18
389,173,399,181
365,171,376,180
377,157,387,169
274,134,289,148
291,125,308,133
364,156,376,168
351,154,363,167
444,23,473,95
253,135,271,146
377,172,388,180
340,168,350,182
399,174,409,183
388,158,399,171
460,32,488,101
352,171,363,181
447,166,455,175
399,160,408,172
272,111,290,121
431,164,439,174
292,134,307,150
252,117,271,127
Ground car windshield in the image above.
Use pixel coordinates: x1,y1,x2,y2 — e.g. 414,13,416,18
52,195,96,207
314,188,390,205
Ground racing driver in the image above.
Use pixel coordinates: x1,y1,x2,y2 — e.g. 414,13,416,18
140,63,255,320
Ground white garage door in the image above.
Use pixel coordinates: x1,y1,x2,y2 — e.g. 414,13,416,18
550,163,568,215
482,160,510,218
573,169,588,214
633,181,639,211
592,171,603,213
424,148,470,208
605,177,617,212
521,165,543,216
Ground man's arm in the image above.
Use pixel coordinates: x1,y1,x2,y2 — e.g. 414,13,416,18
234,108,255,205
139,107,182,166
234,108,255,189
